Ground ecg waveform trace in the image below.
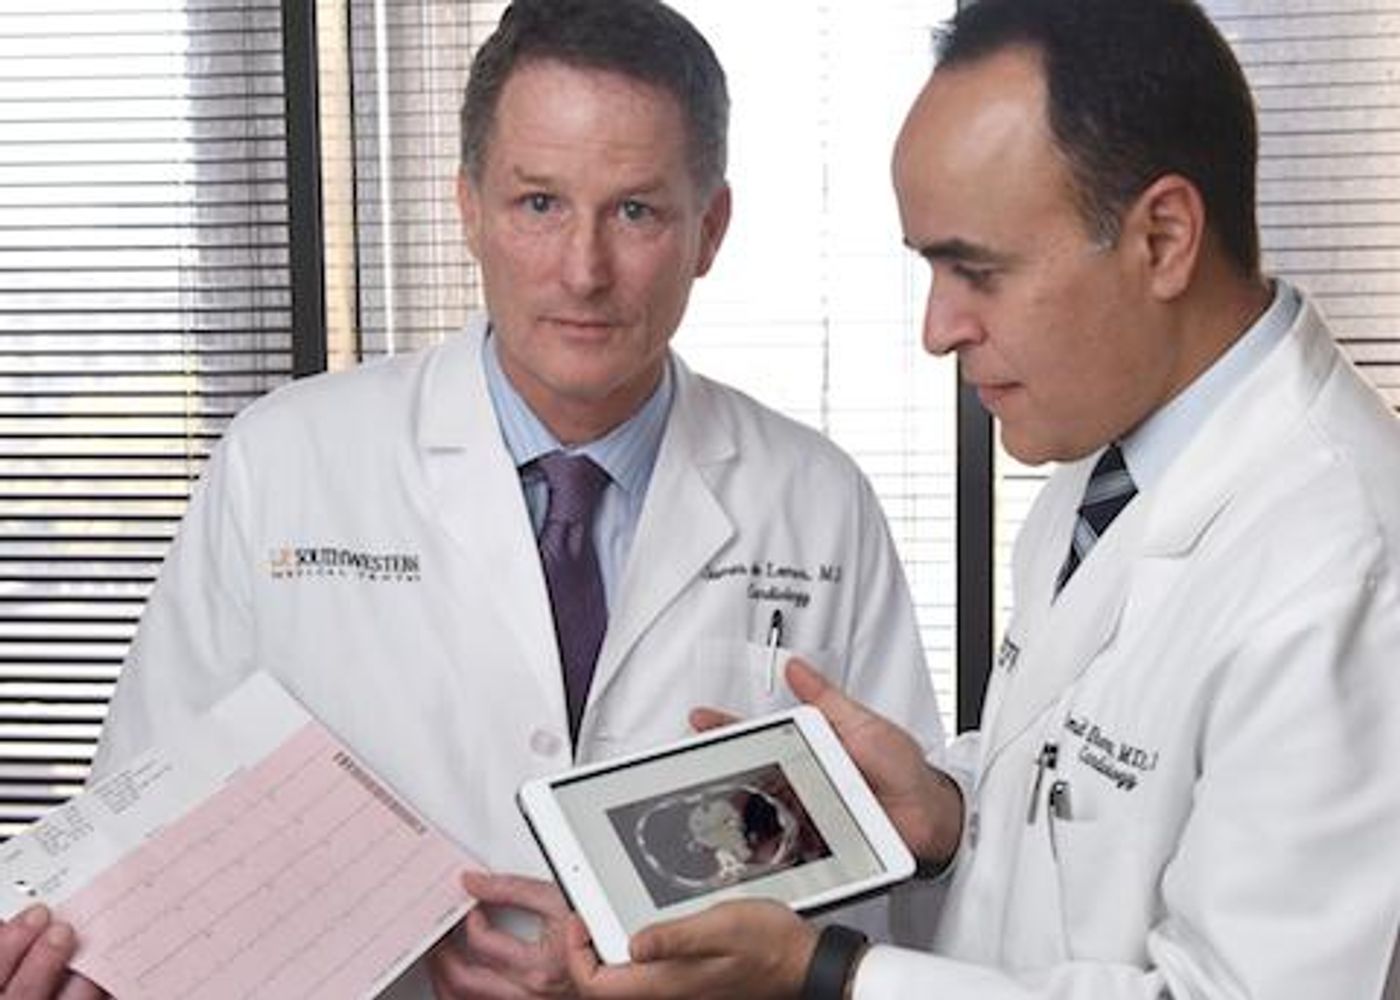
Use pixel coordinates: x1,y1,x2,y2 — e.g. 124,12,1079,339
58,722,468,999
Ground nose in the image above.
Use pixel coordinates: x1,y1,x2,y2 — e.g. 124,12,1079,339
921,271,983,356
560,216,613,297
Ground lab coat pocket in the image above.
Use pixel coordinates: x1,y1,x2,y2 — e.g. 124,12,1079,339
1047,808,1152,964
693,638,840,716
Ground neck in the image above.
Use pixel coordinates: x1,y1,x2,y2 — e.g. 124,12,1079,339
509,364,665,449
1159,266,1274,408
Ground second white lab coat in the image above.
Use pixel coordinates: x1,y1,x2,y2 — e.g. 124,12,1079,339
857,296,1400,997
94,319,946,997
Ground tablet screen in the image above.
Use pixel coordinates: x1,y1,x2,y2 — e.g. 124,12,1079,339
549,717,885,932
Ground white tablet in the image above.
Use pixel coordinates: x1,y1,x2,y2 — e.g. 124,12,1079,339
517,706,914,964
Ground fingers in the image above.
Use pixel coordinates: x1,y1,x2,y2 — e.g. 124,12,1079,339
55,974,106,1000
628,912,721,963
689,658,852,735
456,906,537,972
428,917,531,999
785,657,857,718
456,872,572,979
686,707,737,732
563,918,601,990
429,881,575,999
429,958,529,999
688,658,860,736
569,904,815,1000
0,905,78,1000
629,900,786,963
789,657,908,747
460,872,570,920
565,919,676,1000
0,906,48,984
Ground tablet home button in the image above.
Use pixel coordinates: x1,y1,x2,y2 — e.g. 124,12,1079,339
529,729,565,758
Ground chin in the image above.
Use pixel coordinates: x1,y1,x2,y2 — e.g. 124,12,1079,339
998,432,1062,468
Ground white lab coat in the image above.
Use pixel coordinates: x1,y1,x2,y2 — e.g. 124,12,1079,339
857,296,1400,998
93,318,945,997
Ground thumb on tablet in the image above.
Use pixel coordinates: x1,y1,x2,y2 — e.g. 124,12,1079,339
785,656,906,787
785,657,876,732
689,655,850,733
786,657,960,861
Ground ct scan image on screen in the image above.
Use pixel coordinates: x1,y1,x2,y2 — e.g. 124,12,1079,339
541,714,895,936
606,763,832,908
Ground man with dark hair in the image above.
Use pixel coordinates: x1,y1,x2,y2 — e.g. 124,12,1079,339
0,1,944,998
566,0,1400,996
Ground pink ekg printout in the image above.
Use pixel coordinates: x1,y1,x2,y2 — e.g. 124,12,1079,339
0,674,478,999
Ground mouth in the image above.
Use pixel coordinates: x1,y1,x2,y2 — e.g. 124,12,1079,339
542,315,617,331
972,381,1018,410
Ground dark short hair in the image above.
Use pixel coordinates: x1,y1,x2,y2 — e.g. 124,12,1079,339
460,0,729,194
938,0,1260,276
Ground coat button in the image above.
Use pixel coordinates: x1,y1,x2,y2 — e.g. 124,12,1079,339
529,729,564,758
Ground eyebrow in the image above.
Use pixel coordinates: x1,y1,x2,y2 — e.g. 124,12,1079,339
905,236,1015,267
509,167,557,188
508,165,669,197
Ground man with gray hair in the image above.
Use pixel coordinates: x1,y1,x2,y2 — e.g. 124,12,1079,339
0,2,945,998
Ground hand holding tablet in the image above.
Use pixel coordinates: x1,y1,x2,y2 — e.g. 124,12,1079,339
517,706,913,964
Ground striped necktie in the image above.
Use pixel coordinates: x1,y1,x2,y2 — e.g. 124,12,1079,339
1055,443,1137,595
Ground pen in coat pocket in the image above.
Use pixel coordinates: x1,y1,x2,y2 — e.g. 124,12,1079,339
1047,779,1072,860
764,609,784,694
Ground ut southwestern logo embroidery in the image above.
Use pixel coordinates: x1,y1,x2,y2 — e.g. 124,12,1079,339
267,545,421,583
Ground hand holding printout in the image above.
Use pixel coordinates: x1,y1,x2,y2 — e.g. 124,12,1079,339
0,673,478,1000
427,872,577,999
0,903,103,1000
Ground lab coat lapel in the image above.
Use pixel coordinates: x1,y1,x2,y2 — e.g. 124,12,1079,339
587,357,736,704
981,297,1336,775
416,320,564,705
1140,299,1336,562
982,479,1143,772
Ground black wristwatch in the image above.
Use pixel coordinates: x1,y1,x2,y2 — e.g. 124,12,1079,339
799,924,870,1000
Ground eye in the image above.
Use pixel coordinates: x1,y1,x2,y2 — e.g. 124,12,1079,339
522,192,556,214
618,198,655,223
952,263,997,292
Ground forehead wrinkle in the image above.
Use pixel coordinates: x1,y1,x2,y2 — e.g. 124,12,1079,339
492,130,686,202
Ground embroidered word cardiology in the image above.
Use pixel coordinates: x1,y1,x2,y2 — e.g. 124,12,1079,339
1063,713,1159,792
700,559,846,610
267,545,422,582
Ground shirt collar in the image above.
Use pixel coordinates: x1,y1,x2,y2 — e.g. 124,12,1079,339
1121,278,1300,492
482,329,674,498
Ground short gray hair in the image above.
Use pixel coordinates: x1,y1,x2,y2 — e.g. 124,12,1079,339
460,0,729,195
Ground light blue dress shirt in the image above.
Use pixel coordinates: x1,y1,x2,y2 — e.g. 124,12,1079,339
1121,279,1300,490
482,332,674,606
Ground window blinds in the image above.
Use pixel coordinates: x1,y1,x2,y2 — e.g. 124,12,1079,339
0,1,294,838
332,0,505,361
1227,0,1400,407
994,0,1400,644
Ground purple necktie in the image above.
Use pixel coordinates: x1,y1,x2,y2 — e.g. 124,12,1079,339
535,452,610,744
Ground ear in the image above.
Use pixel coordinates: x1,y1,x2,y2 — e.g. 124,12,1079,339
1121,173,1204,301
693,183,732,277
456,169,484,259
